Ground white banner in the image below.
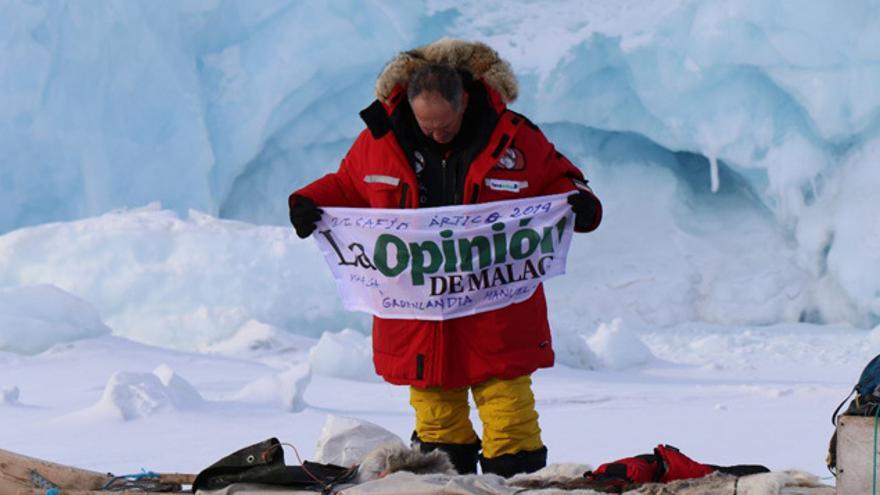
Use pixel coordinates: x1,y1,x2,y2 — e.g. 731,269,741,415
312,193,575,320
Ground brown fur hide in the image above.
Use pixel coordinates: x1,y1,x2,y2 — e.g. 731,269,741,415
356,443,455,483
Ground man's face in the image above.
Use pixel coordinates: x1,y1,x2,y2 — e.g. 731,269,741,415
410,91,468,144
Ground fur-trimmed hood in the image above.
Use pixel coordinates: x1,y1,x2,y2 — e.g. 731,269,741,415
375,38,518,106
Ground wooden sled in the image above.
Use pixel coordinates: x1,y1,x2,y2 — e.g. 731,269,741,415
0,448,195,494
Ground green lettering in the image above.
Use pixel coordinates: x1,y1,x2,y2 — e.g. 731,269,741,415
540,226,555,253
458,236,492,272
556,216,567,242
491,222,507,264
510,227,541,259
374,234,409,277
440,229,458,273
409,240,442,285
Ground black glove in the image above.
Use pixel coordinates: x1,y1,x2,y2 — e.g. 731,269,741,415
289,195,323,239
567,191,599,231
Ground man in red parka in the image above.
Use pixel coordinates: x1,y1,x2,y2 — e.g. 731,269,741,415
289,39,601,477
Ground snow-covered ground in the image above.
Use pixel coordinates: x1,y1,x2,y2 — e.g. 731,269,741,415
2,0,880,484
0,315,873,477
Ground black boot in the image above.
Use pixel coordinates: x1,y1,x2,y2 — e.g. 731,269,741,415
480,446,547,478
411,432,480,474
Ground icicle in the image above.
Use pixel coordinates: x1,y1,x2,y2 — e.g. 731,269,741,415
709,155,720,193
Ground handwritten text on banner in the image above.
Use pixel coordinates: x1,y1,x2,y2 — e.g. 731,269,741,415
312,193,575,320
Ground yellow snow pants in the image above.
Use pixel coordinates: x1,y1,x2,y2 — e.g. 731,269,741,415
409,375,543,459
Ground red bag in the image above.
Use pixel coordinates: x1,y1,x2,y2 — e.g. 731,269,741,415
589,453,659,483
654,444,716,482
586,445,716,484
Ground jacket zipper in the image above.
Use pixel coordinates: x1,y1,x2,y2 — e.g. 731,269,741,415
416,354,424,380
432,324,441,385
441,159,448,205
470,184,480,204
399,182,409,208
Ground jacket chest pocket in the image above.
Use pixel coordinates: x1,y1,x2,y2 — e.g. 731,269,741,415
362,175,409,208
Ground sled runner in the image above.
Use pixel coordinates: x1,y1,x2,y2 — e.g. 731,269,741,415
0,447,194,494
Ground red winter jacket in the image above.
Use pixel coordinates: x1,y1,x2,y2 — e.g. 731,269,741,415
588,445,717,484
291,45,601,389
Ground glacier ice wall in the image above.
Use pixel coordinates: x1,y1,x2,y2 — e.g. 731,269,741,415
0,0,427,229
2,0,879,326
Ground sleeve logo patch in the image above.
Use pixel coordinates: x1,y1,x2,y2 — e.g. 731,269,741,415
485,178,528,193
363,175,400,186
495,147,526,171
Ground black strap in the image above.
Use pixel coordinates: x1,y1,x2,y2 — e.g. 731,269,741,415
470,184,479,203
416,354,425,380
399,183,409,208
490,134,510,158
359,100,392,139
831,388,856,426
651,448,666,483
603,463,630,481
710,464,770,477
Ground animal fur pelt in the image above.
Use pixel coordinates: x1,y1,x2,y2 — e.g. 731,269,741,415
350,443,830,494
356,442,455,483
631,470,827,494
509,469,830,495
375,37,518,105
511,477,634,493
733,470,829,495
